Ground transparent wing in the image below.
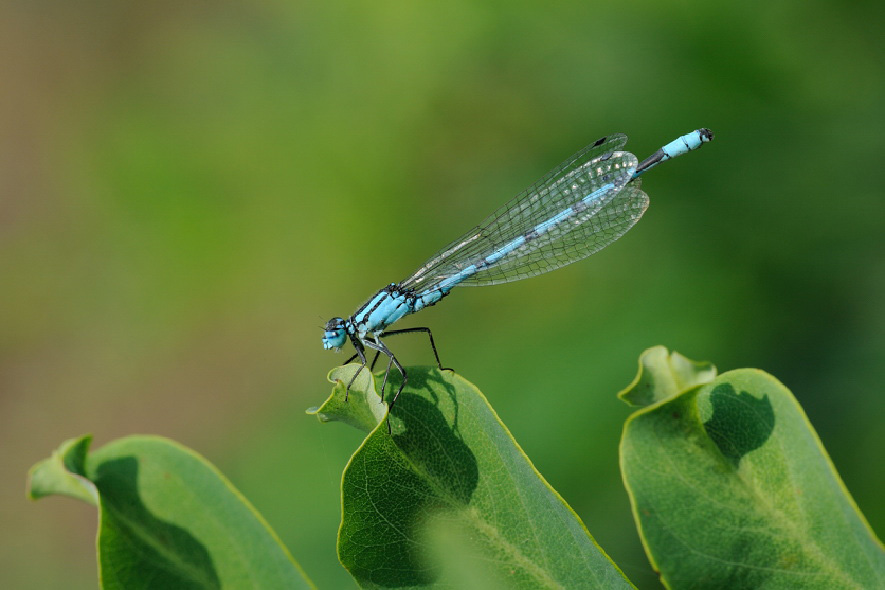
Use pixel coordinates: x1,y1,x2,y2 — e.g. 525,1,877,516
457,179,649,286
400,134,627,292
402,136,643,291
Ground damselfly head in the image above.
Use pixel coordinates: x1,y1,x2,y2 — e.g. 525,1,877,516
322,317,347,350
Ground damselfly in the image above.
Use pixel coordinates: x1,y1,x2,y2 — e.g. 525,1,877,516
323,129,714,422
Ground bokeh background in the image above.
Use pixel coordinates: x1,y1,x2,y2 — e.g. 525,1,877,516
2,1,883,588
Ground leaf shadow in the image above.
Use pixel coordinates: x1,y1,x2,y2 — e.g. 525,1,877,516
702,383,775,467
93,457,221,589
342,368,479,587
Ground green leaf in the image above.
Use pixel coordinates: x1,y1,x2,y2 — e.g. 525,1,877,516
28,434,314,589
313,364,634,590
619,347,885,589
617,345,716,407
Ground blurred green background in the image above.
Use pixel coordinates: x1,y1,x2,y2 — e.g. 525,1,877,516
2,0,882,588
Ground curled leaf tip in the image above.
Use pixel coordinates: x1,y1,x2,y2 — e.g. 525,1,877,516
27,434,98,506
313,364,387,433
618,345,716,407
